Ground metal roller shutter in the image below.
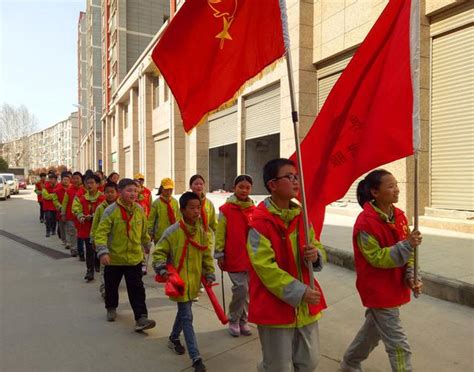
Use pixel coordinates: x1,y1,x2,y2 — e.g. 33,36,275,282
208,105,238,149
244,84,280,140
431,25,474,210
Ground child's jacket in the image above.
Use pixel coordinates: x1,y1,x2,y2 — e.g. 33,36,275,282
90,200,114,243
247,198,327,327
214,195,255,272
72,191,105,239
153,220,215,302
61,185,85,221
34,181,44,202
95,198,152,266
199,195,217,232
42,182,58,211
353,202,413,308
147,196,181,241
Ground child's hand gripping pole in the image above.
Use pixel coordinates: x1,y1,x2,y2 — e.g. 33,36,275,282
201,277,228,325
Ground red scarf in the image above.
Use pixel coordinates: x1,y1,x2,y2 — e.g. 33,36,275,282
176,220,207,273
160,196,176,225
269,212,304,276
118,202,134,238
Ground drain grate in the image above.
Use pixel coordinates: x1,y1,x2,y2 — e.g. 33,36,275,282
0,229,71,259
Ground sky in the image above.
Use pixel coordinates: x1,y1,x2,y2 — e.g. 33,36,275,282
0,0,85,130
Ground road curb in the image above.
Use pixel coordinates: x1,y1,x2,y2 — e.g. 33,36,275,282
324,245,474,308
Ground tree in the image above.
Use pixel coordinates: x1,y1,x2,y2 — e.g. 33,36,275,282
0,157,8,172
0,103,38,167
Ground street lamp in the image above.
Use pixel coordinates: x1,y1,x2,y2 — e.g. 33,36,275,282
73,104,102,171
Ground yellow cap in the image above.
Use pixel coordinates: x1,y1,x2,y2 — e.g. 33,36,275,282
134,172,145,180
161,178,174,190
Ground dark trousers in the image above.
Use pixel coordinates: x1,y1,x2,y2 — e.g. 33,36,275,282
44,210,57,234
83,238,98,274
38,202,44,221
77,238,85,256
104,264,147,320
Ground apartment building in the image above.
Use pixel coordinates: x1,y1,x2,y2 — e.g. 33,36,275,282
1,113,79,171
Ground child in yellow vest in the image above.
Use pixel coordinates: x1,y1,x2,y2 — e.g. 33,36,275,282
148,178,181,243
94,178,156,332
153,192,215,372
91,181,118,299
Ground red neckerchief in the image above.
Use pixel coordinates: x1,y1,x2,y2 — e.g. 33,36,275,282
200,197,208,232
268,211,303,274
118,202,134,238
160,196,176,224
176,220,207,273
83,192,100,215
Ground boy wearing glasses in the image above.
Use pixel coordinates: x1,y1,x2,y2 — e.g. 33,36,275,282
247,158,327,372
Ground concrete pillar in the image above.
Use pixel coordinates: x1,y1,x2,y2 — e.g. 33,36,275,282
130,87,140,176
116,104,125,176
172,99,187,193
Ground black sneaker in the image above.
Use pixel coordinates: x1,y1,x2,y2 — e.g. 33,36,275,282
168,338,186,355
51,230,56,236
79,255,85,262
45,232,50,237
40,219,44,223
134,317,156,332
192,358,207,372
85,271,94,282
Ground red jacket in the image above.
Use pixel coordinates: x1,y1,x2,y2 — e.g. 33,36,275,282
64,185,84,221
42,182,58,211
55,184,68,204
353,203,411,308
248,203,327,325
35,181,44,202
75,194,105,239
219,202,255,272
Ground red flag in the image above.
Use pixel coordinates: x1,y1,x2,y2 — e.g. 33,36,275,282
294,0,419,238
152,0,285,133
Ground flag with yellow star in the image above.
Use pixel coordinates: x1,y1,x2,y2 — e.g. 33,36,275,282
151,0,285,133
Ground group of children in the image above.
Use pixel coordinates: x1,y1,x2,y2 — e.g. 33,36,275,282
33,158,423,372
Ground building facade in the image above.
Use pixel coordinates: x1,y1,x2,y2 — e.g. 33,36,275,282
77,11,90,170
97,0,473,232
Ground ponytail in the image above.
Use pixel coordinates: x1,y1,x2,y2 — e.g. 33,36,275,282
356,169,392,208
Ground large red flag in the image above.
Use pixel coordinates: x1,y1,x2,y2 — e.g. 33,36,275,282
294,0,419,238
152,0,285,133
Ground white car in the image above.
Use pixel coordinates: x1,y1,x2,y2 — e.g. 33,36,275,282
0,176,11,200
0,173,19,195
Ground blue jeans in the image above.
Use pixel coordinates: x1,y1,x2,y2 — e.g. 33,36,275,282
170,301,200,361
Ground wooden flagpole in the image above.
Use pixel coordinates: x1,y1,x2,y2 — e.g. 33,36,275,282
279,0,315,288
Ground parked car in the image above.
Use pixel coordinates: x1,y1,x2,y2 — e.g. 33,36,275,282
18,179,27,190
0,173,19,195
0,176,11,200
